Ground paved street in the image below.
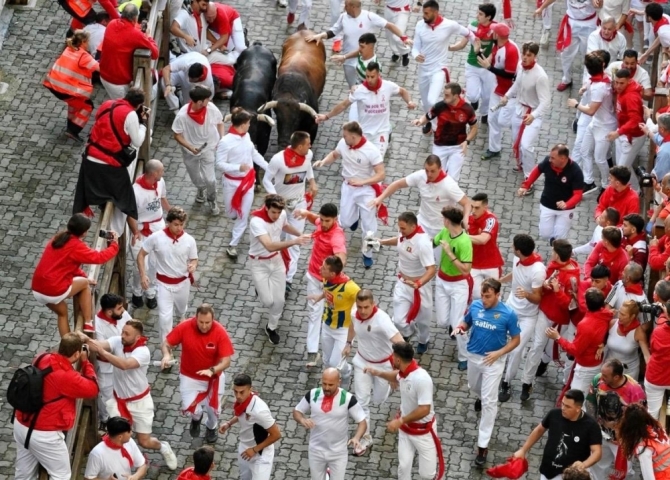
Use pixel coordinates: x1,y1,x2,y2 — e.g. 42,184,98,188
0,0,646,477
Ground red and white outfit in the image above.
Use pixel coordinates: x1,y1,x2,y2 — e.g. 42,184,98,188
131,176,167,301
234,394,277,480
248,208,289,331
392,227,435,345
468,210,504,300
336,137,384,260
288,0,313,29
586,28,626,67
262,147,315,283
141,228,198,342
383,0,411,58
645,315,670,419
173,8,209,54
557,0,598,84
411,16,474,129
95,309,131,422
206,3,246,65
166,317,235,429
614,81,646,192
216,126,269,248
104,336,153,434
502,254,547,385
465,21,496,115
652,14,670,48
487,39,519,154
397,361,442,480
164,52,215,111
348,78,401,157
84,436,145,480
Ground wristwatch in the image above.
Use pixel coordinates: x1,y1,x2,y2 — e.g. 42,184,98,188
209,367,216,374
206,47,212,54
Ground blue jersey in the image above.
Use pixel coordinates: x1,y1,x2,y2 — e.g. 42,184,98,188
464,300,521,356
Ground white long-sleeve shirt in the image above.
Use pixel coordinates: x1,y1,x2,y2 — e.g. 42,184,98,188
215,131,268,178
411,17,473,76
124,112,147,149
505,62,550,119
587,29,626,62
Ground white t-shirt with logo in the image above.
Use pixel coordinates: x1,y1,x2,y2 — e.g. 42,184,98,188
589,81,617,129
108,336,150,399
237,395,277,451
398,368,434,422
95,311,132,375
331,10,388,67
405,169,465,233
351,307,398,363
172,102,222,155
336,138,383,180
506,257,546,317
142,230,198,279
264,149,315,202
248,210,288,257
133,178,167,228
85,437,145,480
349,80,401,135
397,231,435,278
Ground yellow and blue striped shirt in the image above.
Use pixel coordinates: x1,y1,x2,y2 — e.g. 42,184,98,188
322,279,360,329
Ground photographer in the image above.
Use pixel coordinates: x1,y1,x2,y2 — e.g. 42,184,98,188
644,294,670,419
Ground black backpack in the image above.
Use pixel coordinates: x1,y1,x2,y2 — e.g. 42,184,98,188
7,353,63,448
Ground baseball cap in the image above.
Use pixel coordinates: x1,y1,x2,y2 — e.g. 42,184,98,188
491,23,510,37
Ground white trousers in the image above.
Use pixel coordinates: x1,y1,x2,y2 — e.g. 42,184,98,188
487,94,515,153
97,370,113,421
106,394,155,434
306,273,325,353
344,65,359,88
419,70,448,129
467,351,507,448
183,150,217,203
101,78,129,100
573,113,593,182
282,200,307,283
432,144,465,182
157,278,190,343
384,7,410,56
511,109,543,177
14,420,70,480
330,0,341,37
393,280,433,344
248,255,286,330
591,440,633,480
398,426,438,480
238,442,274,480
645,378,670,420
352,353,393,437
521,311,552,385
339,182,377,258
615,135,646,191
582,123,616,189
287,0,312,27
465,64,495,115
179,373,226,429
560,20,597,83
570,363,602,397
309,450,348,480
539,205,574,241
130,233,158,298
322,326,351,379
471,268,501,301
223,175,254,246
503,313,540,383
540,3,553,29
435,277,469,362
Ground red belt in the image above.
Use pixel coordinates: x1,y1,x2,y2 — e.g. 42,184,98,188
249,252,279,260
156,272,194,285
398,415,445,480
114,387,150,426
437,271,474,304
387,4,410,11
224,173,245,181
358,351,394,368
140,217,162,237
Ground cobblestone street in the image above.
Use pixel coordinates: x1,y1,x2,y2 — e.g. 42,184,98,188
0,0,639,476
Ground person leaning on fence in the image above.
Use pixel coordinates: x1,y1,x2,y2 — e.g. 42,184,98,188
12,333,99,480
31,213,119,337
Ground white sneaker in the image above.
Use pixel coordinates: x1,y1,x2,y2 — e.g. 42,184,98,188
540,29,550,46
160,441,178,470
277,0,287,7
195,188,206,203
306,352,321,367
209,201,220,216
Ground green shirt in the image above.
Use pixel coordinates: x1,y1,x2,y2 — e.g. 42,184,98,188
434,229,473,276
466,21,496,68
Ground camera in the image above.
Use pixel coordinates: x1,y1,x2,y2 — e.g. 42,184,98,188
99,229,114,240
82,344,89,353
639,302,663,322
635,166,655,188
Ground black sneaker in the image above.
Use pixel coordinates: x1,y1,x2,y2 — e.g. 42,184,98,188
572,118,578,133
535,360,548,377
422,123,432,135
205,427,218,444
266,326,280,345
582,182,598,195
402,54,409,66
391,54,400,62
131,295,144,308
596,188,605,203
190,417,202,438
146,297,157,309
520,383,532,401
498,381,511,402
481,114,488,125
471,100,479,111
481,149,501,161
474,398,481,412
475,447,488,466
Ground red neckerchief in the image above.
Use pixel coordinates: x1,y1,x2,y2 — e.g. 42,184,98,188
663,133,670,144
320,389,338,413
251,206,274,223
624,283,644,295
177,467,211,480
398,359,420,379
187,102,207,125
123,336,148,353
193,10,203,39
618,317,641,336
102,434,134,468
516,252,542,266
229,126,245,136
599,28,616,41
362,78,383,93
356,305,378,322
97,309,118,326
522,61,536,71
426,170,447,184
233,392,255,416
349,136,367,149
326,273,350,286
283,147,306,168
135,174,158,196
427,15,444,30
654,16,670,35
590,73,611,84
163,227,185,243
400,225,425,242
476,21,494,39
196,65,208,83
549,159,572,175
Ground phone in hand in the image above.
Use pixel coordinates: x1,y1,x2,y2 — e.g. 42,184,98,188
99,229,114,240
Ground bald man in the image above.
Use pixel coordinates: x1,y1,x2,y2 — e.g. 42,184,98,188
293,368,367,480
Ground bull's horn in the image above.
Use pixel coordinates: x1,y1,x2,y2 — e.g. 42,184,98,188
257,114,276,126
258,101,278,112
299,103,317,118
224,114,232,122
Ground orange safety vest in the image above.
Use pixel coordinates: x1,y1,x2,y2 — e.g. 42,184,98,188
639,438,670,479
43,47,98,98
66,0,95,19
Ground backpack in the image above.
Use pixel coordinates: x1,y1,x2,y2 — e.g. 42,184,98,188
7,353,63,448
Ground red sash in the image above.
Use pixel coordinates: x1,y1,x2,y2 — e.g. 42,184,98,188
114,386,150,425
512,105,532,160
226,168,256,216
398,415,445,480
184,375,220,415
370,183,388,225
399,274,423,325
557,12,597,51
140,217,163,237
156,272,195,285
358,350,394,368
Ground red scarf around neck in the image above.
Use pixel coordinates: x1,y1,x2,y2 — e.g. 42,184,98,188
590,73,610,84
662,132,670,144
426,170,447,184
517,252,542,267
599,29,616,42
187,102,207,125
103,434,134,467
400,225,425,242
522,61,536,71
251,206,275,223
229,126,245,136
97,309,119,326
427,15,444,30
349,136,367,150
123,336,148,353
320,388,339,413
326,273,350,285
233,392,256,416
618,317,641,336
135,174,158,196
654,16,670,35
284,147,306,168
398,359,420,379
164,227,185,243
624,283,644,295
363,78,383,94
355,305,378,322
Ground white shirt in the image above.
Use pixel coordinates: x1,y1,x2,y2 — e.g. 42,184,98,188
133,177,167,227
95,311,131,375
505,63,551,119
336,138,383,180
567,0,597,20
174,8,209,53
331,10,387,67
248,210,288,257
108,336,150,399
169,51,215,99
398,367,434,422
405,169,465,230
397,231,435,278
238,395,276,450
216,131,269,178
608,61,652,90
262,149,315,202
142,230,198,279
606,280,647,312
411,17,473,75
349,80,401,135
654,14,670,48
589,80,617,128
506,257,546,317
294,387,366,454
587,29,627,62
83,23,105,55
351,307,398,362
171,102,222,155
85,437,145,480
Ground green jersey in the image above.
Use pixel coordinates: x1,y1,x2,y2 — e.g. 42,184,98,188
356,54,381,82
466,21,496,68
434,229,473,277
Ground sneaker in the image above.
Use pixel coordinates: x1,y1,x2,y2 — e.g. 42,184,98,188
209,201,220,216
481,149,500,161
520,383,533,401
350,219,359,231
306,352,321,367
422,123,432,135
596,187,606,203
457,361,468,371
332,38,342,53
285,282,292,296
522,185,534,196
572,117,578,133
391,54,400,63
362,255,373,269
481,114,488,125
498,381,511,402
474,398,482,412
287,12,295,24
535,360,549,377
512,164,523,173
131,295,144,308
402,54,410,66
556,81,572,92
195,187,206,203
416,342,429,354
189,417,202,438
549,237,555,247
475,447,488,467
582,182,598,195
276,0,287,7
146,297,157,309
471,100,479,112
65,130,84,143
540,29,550,46
226,246,238,258
83,321,95,333
205,427,218,444
266,326,280,345
297,23,307,31
160,442,178,470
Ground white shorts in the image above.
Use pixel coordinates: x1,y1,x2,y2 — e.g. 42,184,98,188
32,285,73,305
105,394,155,434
